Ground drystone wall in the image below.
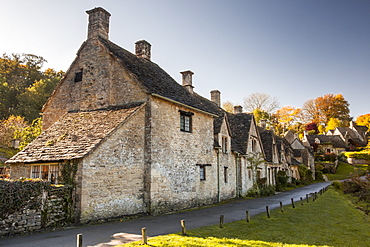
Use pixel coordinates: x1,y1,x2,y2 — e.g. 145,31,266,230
0,186,69,237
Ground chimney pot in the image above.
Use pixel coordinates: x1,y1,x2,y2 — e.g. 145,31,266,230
234,105,243,114
180,70,194,94
135,40,151,60
210,90,221,107
86,7,111,40
260,119,267,129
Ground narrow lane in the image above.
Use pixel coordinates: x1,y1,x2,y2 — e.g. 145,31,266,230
0,182,331,247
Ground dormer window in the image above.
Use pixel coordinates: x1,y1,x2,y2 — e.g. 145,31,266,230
180,110,193,132
74,69,83,82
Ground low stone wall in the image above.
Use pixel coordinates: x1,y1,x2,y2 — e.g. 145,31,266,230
347,158,370,165
0,186,69,237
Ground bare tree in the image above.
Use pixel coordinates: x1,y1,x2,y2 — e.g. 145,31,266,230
243,92,280,113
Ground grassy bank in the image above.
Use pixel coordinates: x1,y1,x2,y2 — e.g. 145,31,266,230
121,188,370,247
326,162,368,181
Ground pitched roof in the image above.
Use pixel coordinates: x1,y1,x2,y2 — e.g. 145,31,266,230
7,103,145,164
227,113,253,154
99,37,224,118
258,127,275,163
336,127,366,147
305,134,347,149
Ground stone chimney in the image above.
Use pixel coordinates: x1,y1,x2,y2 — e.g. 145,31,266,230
86,7,111,40
135,40,151,60
260,119,267,129
234,105,243,114
210,90,221,107
181,70,194,94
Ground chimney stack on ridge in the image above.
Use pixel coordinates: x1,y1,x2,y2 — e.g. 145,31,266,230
135,40,151,60
210,90,221,107
181,70,194,94
234,105,243,114
86,7,111,40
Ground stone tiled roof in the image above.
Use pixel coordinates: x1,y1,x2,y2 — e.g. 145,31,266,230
7,103,145,164
227,113,253,154
258,127,274,163
336,127,366,147
99,37,224,118
305,135,347,149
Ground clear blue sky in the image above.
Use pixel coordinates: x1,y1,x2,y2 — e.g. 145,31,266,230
1,0,369,119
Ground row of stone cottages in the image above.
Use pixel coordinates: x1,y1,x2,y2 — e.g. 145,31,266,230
6,7,314,223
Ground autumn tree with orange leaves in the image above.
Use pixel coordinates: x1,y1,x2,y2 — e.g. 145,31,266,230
302,94,350,126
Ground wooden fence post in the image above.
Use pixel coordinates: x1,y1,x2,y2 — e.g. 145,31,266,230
141,227,147,245
246,211,250,222
291,198,295,208
220,215,224,228
306,194,309,203
181,220,186,236
266,206,271,218
77,234,82,247
280,202,284,212
300,197,303,206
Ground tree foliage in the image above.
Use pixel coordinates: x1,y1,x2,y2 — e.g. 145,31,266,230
275,106,302,133
302,94,350,126
243,92,279,114
14,117,42,150
325,118,343,132
0,116,28,147
222,101,235,113
356,114,370,129
0,53,64,121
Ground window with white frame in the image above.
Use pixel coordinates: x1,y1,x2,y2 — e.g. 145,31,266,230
31,164,59,184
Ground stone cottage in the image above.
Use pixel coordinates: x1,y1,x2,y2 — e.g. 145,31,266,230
7,7,268,223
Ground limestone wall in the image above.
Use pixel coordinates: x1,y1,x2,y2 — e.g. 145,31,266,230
78,106,147,223
149,97,219,213
42,39,147,130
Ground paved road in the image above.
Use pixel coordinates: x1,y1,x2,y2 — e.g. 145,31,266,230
0,182,331,247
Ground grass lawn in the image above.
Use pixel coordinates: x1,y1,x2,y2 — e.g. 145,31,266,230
121,188,370,247
326,162,368,181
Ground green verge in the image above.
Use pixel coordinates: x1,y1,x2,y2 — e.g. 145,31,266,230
121,188,370,247
326,162,368,181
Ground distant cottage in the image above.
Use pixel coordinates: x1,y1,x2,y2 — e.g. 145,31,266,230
7,7,313,223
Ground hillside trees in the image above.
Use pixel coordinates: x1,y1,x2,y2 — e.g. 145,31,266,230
0,53,64,121
0,54,63,150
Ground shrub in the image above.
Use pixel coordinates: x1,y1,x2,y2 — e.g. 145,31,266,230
315,170,324,180
332,180,343,190
259,185,275,197
276,170,289,192
323,153,337,162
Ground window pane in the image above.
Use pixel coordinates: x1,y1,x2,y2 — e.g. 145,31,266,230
31,166,40,179
184,116,190,131
49,165,59,184
41,165,49,180
200,167,205,180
